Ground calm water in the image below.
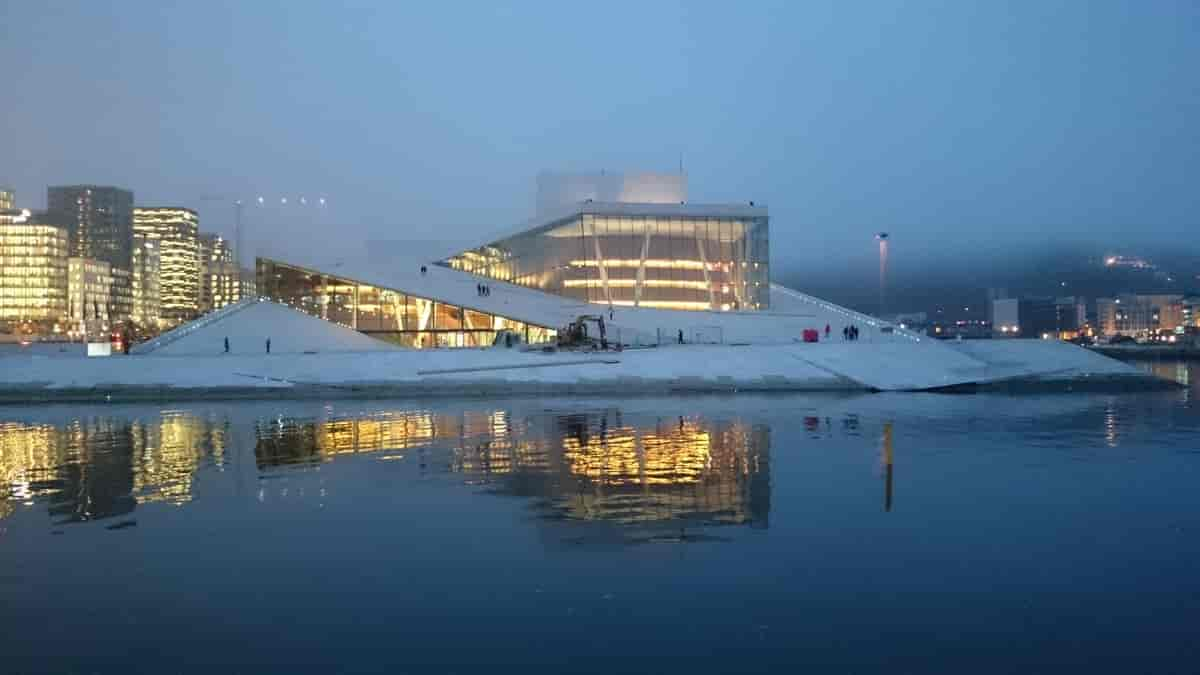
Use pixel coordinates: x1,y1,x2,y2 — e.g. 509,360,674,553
1,361,1198,673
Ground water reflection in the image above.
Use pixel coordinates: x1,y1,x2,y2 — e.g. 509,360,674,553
1133,358,1194,394
881,422,894,512
254,408,772,528
0,414,227,523
3,404,777,532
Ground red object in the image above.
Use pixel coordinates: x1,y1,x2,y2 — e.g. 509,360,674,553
802,329,819,343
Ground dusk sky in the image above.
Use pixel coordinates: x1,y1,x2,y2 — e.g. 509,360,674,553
3,0,1197,272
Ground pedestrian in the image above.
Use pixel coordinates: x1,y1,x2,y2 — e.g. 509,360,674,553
485,285,490,297
224,336,230,353
842,326,849,341
678,329,684,344
824,323,830,339
420,265,427,275
476,283,481,296
266,338,271,354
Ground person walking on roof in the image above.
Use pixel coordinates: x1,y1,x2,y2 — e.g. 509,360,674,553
224,336,230,353
266,338,271,354
824,323,830,340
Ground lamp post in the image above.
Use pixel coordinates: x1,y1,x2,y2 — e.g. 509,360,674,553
876,232,889,317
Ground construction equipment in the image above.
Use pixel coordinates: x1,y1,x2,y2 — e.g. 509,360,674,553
557,315,610,350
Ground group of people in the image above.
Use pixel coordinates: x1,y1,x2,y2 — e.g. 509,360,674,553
842,324,861,341
476,283,492,297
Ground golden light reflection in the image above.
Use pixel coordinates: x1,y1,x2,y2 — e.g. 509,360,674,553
254,409,771,527
0,414,226,521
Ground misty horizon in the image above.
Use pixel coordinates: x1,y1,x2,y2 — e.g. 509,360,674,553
3,1,1198,282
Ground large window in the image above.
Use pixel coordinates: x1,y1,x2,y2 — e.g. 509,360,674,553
256,259,555,349
442,209,769,311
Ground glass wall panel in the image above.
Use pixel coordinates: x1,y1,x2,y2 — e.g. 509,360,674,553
256,259,556,350
463,308,491,330
435,302,463,330
445,208,768,312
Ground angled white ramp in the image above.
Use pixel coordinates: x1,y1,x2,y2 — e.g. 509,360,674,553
133,300,398,356
783,342,995,391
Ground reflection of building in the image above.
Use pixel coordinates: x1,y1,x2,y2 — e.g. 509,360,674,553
131,235,161,327
0,413,224,523
133,207,199,326
47,185,135,271
68,257,113,336
254,408,772,528
257,259,556,348
443,202,770,311
0,215,70,329
0,187,13,211
199,234,244,313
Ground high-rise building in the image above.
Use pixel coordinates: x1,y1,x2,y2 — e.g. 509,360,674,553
0,213,70,330
131,235,161,328
109,267,133,325
47,186,134,271
0,188,19,225
199,233,243,313
68,257,114,338
132,207,199,326
238,267,257,302
200,233,234,265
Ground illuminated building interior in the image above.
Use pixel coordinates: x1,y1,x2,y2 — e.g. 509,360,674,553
257,258,556,348
199,234,246,313
442,204,769,312
133,207,199,326
0,219,69,330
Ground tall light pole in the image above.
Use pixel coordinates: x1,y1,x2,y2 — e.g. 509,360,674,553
876,232,889,317
200,193,327,269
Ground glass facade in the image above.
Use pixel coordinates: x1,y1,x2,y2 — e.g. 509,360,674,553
257,258,556,349
0,223,69,327
68,257,114,337
47,186,135,272
199,236,244,313
443,208,769,311
133,208,199,326
131,236,161,328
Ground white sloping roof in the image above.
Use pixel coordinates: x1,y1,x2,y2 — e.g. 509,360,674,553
132,300,398,356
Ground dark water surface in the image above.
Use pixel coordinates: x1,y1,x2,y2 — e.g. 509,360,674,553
2,361,1198,673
